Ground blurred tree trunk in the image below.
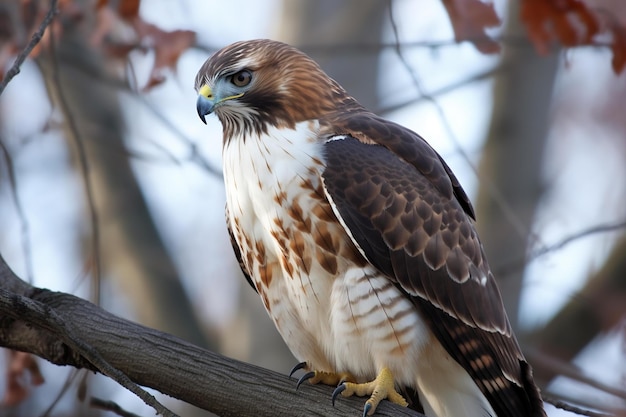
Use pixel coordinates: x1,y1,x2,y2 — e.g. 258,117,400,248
529,234,626,384
219,0,387,373
35,7,212,352
475,1,559,330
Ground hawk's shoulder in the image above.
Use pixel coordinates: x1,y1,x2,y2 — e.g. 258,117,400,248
322,111,475,220
318,115,543,416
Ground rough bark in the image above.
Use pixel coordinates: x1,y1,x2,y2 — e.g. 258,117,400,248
0,254,422,417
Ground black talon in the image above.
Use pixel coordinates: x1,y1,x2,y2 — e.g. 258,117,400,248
296,371,315,390
289,361,307,378
362,402,371,417
331,383,346,406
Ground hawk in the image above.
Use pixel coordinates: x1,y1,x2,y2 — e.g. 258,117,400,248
195,39,546,417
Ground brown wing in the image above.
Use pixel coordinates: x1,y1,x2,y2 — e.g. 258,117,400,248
321,127,545,417
226,205,257,293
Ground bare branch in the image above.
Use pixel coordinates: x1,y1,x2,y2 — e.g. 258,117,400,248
495,220,626,277
0,254,421,417
126,58,222,177
0,0,58,96
195,36,615,58
0,290,177,416
376,65,501,116
135,94,223,178
543,393,622,417
526,348,626,401
38,368,81,417
529,220,626,261
90,397,144,417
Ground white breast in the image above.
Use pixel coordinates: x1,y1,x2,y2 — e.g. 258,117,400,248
220,122,492,417
222,120,425,372
222,121,322,238
222,121,335,365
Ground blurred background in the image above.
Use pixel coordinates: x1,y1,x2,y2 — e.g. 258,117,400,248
1,0,625,416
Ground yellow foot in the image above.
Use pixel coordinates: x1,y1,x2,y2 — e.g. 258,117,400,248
332,367,408,416
289,362,354,389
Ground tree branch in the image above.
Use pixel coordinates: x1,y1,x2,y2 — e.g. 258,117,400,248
0,275,176,416
90,397,144,417
0,254,422,417
0,0,58,96
495,220,626,277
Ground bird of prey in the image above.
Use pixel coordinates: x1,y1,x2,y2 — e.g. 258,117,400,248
195,39,546,417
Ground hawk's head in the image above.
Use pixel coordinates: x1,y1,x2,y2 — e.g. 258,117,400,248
195,39,353,139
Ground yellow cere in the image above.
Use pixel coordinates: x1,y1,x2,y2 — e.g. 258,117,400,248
199,84,212,99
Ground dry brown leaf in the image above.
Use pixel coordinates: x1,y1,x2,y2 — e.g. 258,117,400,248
441,0,501,53
521,0,599,51
611,25,626,73
133,18,196,90
117,0,141,21
91,1,196,89
521,0,626,74
599,12,626,73
2,351,44,407
2,0,196,87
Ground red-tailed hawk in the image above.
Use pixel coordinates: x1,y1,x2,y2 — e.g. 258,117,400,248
195,39,546,417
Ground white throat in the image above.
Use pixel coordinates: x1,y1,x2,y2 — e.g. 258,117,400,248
222,120,324,222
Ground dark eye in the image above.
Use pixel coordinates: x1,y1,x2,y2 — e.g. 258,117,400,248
231,70,252,87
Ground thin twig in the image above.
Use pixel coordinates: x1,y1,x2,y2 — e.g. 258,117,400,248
529,348,626,401
531,220,626,259
0,139,34,283
126,59,222,177
194,35,614,57
495,220,626,277
376,65,501,115
47,20,102,306
90,397,144,417
136,95,223,177
543,393,620,417
0,0,58,96
39,368,80,417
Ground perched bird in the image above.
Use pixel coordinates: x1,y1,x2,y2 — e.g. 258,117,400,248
195,39,546,417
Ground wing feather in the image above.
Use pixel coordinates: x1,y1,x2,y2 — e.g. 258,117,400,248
321,133,545,417
226,205,257,293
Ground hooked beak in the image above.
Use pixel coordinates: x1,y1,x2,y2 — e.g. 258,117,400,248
196,84,215,125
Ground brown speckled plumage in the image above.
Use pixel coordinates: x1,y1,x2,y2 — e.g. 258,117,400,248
196,39,546,417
